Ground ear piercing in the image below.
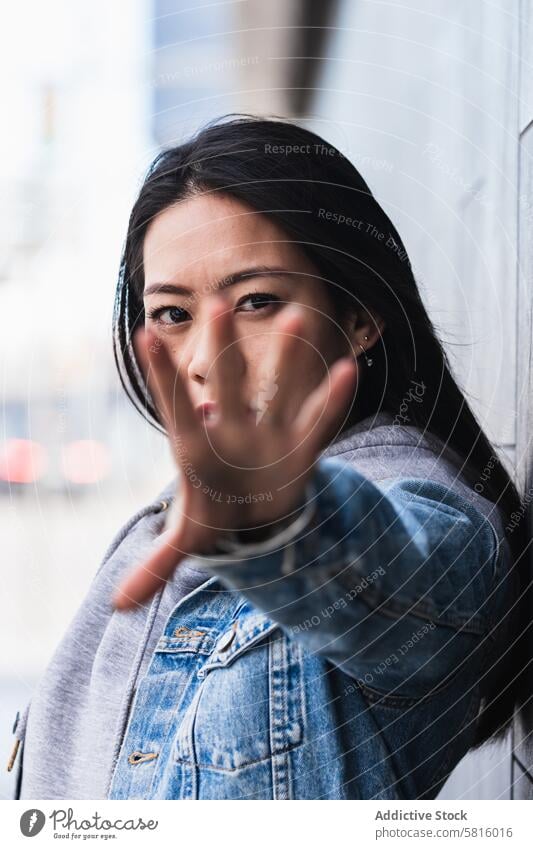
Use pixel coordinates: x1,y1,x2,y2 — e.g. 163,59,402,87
357,335,374,367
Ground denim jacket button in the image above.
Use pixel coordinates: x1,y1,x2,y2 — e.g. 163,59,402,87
6,739,20,772
218,625,237,652
128,751,158,765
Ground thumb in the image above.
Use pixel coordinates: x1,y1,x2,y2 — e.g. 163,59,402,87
112,525,187,611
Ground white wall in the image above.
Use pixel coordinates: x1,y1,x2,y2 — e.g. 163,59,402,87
307,0,525,799
308,0,519,455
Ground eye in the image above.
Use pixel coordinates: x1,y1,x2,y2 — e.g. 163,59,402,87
236,291,282,313
146,305,189,326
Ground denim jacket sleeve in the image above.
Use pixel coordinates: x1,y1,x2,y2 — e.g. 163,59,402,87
191,456,503,700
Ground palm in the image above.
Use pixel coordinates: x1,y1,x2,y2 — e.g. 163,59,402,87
113,295,358,610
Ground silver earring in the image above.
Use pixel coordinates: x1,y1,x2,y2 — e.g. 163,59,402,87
357,335,373,367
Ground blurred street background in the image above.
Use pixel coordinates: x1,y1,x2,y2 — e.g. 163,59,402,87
1,0,529,798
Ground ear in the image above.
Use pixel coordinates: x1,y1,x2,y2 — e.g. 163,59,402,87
348,308,386,358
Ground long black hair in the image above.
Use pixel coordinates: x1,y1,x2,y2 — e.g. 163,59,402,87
112,113,531,748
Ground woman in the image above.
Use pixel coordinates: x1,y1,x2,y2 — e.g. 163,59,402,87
11,115,530,800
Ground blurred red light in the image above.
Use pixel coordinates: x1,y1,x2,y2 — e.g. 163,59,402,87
0,439,48,483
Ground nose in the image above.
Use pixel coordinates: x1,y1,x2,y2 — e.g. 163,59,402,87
186,317,211,385
184,300,247,392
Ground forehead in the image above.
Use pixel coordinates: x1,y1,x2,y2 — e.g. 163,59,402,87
142,193,308,288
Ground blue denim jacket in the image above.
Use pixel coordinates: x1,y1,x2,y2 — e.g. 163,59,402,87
11,414,511,800
108,427,509,800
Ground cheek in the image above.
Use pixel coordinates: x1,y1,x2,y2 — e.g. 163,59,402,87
295,314,342,372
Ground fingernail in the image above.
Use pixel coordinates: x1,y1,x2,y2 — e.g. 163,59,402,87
112,590,129,610
282,305,303,324
209,291,226,308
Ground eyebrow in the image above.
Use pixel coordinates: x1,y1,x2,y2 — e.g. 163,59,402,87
143,266,291,298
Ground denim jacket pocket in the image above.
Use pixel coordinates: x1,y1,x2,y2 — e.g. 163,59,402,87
173,612,306,772
355,628,485,710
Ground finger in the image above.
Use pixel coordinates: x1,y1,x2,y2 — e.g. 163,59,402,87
260,305,310,425
112,527,186,610
205,295,248,422
135,325,177,430
136,326,197,437
293,357,359,453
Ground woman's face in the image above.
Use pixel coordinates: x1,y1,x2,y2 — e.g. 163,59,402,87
142,193,355,424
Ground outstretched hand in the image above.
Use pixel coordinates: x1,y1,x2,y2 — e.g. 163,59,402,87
112,294,358,611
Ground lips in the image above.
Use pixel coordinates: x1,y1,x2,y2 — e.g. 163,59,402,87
195,401,259,421
196,402,218,420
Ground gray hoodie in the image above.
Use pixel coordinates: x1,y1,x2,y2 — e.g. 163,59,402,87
9,411,507,799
